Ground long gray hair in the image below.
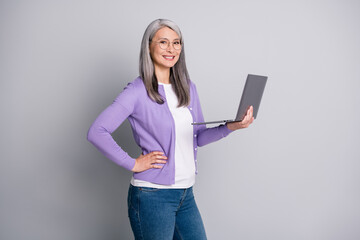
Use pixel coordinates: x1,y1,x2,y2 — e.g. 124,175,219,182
139,19,190,107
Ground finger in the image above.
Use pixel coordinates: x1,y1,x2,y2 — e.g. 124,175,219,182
246,106,251,114
243,114,250,124
151,151,165,156
148,155,167,163
150,157,167,164
249,106,253,118
148,152,167,160
155,159,167,164
151,157,167,163
241,118,251,128
248,107,253,117
245,109,251,118
151,164,163,169
247,117,254,126
247,114,252,122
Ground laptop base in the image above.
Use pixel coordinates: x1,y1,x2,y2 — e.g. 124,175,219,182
191,119,242,125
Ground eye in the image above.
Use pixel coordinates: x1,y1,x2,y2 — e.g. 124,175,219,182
159,40,168,44
173,41,180,45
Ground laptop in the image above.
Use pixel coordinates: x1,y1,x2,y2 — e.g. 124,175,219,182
192,74,268,125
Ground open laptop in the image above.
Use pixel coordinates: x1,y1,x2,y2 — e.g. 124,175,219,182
192,74,267,125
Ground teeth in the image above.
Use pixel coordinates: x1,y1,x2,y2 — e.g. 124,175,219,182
164,56,174,59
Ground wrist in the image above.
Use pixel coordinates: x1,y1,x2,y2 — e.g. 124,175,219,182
130,158,138,172
225,123,235,131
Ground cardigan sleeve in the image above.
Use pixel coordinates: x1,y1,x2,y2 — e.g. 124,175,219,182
192,83,234,147
87,82,138,171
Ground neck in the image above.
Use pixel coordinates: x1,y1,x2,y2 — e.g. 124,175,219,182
154,66,171,84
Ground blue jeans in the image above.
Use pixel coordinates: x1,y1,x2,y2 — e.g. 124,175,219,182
127,185,207,240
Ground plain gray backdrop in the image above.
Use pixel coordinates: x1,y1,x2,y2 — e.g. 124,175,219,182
1,0,359,239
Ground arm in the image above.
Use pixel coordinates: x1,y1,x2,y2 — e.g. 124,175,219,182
196,125,233,147
87,95,136,171
87,82,168,172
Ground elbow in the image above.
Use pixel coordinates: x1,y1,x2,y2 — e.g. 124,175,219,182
87,123,110,145
87,123,99,144
87,126,95,143
196,139,205,147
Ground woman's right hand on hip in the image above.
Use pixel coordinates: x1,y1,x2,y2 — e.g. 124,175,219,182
131,151,168,173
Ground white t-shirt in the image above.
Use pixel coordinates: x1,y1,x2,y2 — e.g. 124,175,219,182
131,83,195,188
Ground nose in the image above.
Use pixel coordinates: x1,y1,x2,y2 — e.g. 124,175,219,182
166,43,175,52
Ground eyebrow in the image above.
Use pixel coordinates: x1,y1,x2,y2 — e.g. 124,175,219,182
157,37,181,41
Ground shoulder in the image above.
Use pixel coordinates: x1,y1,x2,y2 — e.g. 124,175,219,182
188,79,195,88
123,76,146,93
188,79,201,107
116,76,147,99
131,76,145,87
188,79,199,95
188,79,196,90
113,77,146,109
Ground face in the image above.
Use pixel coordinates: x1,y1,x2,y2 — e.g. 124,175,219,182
149,27,182,71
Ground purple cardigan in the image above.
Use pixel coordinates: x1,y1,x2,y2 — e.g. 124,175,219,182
87,77,233,185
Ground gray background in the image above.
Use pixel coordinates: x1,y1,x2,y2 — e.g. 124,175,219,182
1,0,359,239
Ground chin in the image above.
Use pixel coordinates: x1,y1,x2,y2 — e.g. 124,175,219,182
162,62,177,68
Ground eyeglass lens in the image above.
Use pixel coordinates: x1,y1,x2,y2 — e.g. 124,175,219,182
158,40,181,50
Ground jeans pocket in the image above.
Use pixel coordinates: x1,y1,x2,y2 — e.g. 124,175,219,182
139,187,160,192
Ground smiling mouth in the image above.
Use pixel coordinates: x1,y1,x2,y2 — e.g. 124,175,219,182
163,55,175,60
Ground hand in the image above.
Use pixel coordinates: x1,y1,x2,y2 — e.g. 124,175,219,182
131,151,168,173
226,106,254,131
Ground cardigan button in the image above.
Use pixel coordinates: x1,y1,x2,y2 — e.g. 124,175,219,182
194,134,197,137
194,148,197,151
189,107,193,110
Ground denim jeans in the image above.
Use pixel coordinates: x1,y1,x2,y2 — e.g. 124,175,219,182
127,185,207,240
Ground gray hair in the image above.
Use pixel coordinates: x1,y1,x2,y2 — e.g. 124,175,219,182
139,19,190,107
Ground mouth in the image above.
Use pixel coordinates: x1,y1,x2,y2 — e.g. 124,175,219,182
163,55,175,61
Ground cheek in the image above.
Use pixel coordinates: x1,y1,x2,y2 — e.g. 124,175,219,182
175,53,181,61
151,49,163,61
149,45,157,59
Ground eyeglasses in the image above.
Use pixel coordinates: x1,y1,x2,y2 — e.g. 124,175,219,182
152,39,182,50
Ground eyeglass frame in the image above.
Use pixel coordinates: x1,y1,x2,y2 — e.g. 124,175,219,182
150,38,182,50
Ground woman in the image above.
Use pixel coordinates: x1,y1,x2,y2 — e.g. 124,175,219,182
87,19,254,240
